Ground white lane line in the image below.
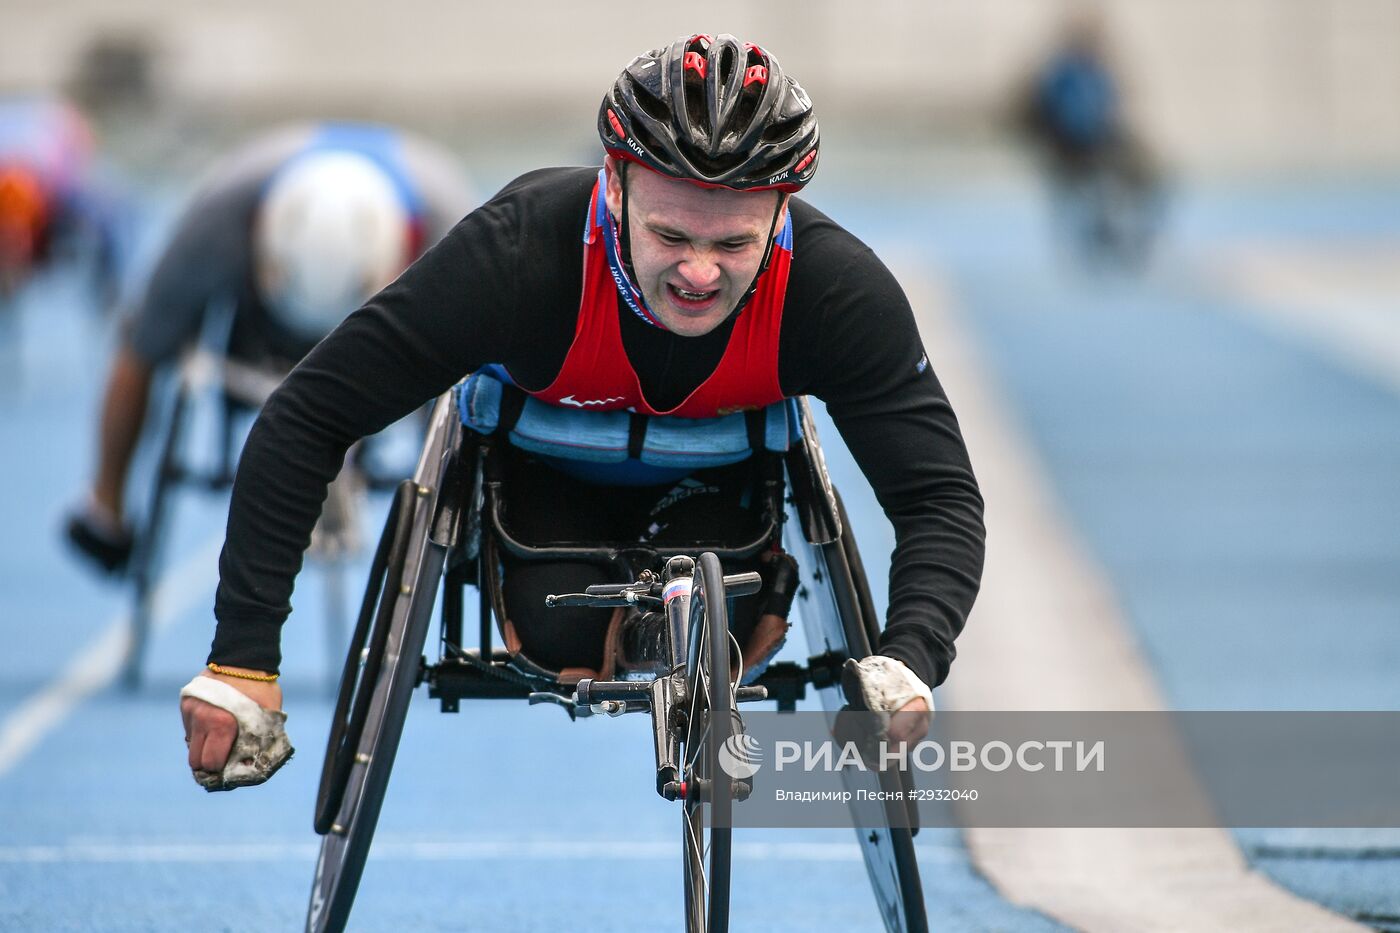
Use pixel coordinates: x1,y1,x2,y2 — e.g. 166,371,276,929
902,264,1368,933
0,838,920,864
0,536,223,779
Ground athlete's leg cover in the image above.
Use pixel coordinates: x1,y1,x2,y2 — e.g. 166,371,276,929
741,552,800,684
180,676,294,792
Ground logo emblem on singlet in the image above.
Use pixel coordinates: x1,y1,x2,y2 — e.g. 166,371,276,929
558,394,626,408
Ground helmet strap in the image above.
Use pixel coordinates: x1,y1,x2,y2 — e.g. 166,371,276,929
616,160,640,284
731,192,786,317
606,161,666,329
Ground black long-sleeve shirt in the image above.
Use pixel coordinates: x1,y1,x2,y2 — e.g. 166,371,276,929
210,167,985,690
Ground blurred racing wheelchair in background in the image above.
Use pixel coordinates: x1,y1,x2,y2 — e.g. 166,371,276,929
121,346,387,688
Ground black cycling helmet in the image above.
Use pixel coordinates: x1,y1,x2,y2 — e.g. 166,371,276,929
599,34,819,193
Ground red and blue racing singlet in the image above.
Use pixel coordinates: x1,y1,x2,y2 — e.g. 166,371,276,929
523,169,793,419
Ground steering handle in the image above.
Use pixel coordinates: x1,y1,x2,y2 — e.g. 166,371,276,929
547,568,763,609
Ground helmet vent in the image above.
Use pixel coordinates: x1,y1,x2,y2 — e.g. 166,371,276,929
718,44,738,85
677,146,747,177
630,122,675,169
729,80,761,137
628,77,670,125
682,65,711,137
761,113,807,145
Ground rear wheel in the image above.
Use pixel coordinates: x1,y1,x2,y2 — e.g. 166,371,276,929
825,495,927,933
306,480,444,933
681,552,736,933
787,481,927,933
314,481,413,834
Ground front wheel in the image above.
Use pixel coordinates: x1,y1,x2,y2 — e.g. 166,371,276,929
681,552,737,933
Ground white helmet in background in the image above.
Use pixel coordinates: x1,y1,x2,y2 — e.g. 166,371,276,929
253,150,411,339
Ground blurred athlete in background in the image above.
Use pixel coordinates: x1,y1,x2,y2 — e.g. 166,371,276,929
1022,13,1164,270
0,96,125,308
65,122,474,574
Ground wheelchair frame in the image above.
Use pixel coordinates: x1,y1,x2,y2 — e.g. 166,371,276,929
306,391,928,933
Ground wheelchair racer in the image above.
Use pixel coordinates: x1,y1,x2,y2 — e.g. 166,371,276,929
1021,13,1163,269
181,35,985,790
65,122,474,574
0,95,124,306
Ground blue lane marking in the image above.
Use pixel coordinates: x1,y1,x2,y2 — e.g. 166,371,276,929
953,267,1400,712
0,275,127,716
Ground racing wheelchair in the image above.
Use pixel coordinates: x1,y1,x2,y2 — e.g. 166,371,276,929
307,388,927,933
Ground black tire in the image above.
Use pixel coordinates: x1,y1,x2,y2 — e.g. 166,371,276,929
314,481,415,834
122,380,191,688
681,552,735,933
305,480,445,933
832,490,882,656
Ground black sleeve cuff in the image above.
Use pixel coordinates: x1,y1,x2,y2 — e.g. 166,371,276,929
878,634,947,693
208,615,284,675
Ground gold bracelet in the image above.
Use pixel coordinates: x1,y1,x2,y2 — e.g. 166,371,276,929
207,662,279,683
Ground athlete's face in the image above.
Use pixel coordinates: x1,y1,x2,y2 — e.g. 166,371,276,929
604,157,787,337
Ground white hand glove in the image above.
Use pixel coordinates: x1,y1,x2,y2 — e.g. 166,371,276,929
179,676,294,791
841,656,934,714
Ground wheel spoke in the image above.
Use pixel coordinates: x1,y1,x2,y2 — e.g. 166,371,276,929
684,810,709,900
685,726,709,771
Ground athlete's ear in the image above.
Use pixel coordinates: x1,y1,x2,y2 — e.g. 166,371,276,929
775,193,791,237
603,156,623,220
